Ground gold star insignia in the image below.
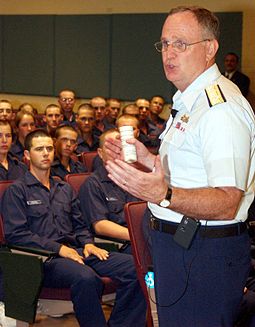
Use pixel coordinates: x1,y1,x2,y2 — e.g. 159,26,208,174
180,114,189,123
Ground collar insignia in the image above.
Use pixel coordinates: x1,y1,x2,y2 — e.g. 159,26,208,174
180,114,189,123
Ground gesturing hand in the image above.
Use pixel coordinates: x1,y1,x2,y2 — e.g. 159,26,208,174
106,154,168,204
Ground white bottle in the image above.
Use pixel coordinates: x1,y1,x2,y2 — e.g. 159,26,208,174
119,126,137,163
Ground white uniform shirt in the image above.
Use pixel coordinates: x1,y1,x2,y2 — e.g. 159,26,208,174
149,64,255,225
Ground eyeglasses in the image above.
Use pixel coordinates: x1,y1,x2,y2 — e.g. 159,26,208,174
59,137,77,145
154,39,210,53
60,97,75,103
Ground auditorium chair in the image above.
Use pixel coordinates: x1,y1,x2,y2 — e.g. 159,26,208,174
124,201,157,327
80,151,98,172
64,172,91,194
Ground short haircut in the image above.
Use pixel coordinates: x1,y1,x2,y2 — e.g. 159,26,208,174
24,129,51,151
150,95,165,103
19,103,34,112
117,114,139,127
0,99,13,110
106,98,121,106
44,104,61,115
55,125,78,140
225,52,239,62
90,96,106,105
58,89,76,98
0,120,13,135
15,110,35,128
99,128,118,148
169,6,220,41
122,103,139,115
77,103,95,116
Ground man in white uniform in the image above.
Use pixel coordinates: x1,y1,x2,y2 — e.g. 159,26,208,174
105,6,255,327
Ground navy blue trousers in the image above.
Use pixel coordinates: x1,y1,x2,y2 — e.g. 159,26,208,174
43,251,146,327
151,225,250,327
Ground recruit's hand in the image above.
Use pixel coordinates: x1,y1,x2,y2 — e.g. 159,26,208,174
83,244,109,261
106,154,168,204
59,245,85,265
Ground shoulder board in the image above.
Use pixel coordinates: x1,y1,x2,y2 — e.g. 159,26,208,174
205,84,226,107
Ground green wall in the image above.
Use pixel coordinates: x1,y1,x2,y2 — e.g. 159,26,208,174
0,12,242,102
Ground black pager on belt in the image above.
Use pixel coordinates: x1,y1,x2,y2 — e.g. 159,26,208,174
173,216,201,249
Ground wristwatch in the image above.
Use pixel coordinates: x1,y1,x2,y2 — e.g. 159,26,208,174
159,187,172,208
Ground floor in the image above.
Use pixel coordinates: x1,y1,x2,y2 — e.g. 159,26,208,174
31,305,112,326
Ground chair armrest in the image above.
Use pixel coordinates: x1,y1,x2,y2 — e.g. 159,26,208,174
95,234,129,245
94,235,130,252
8,244,57,262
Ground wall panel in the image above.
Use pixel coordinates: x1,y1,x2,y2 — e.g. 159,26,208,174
55,15,110,98
2,16,54,95
0,13,242,101
111,14,175,101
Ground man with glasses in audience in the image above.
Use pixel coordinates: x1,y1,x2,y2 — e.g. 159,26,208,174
90,96,107,135
2,129,146,327
51,125,87,180
43,104,63,138
105,6,255,326
75,103,100,154
58,89,76,127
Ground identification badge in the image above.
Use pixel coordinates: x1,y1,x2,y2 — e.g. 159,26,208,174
27,200,43,205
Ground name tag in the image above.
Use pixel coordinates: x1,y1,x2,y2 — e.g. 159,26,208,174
27,200,43,206
106,197,118,201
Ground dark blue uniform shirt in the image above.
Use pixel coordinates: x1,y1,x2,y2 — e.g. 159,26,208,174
102,118,116,131
10,139,24,161
51,157,87,180
0,153,27,181
2,171,93,253
78,165,140,231
76,132,100,154
92,155,103,172
138,119,161,149
149,117,166,132
62,113,77,128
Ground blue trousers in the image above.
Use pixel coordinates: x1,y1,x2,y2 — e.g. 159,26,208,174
43,251,146,327
151,225,250,327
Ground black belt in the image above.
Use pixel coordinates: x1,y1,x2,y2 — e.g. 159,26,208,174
150,217,247,238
